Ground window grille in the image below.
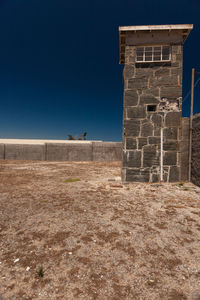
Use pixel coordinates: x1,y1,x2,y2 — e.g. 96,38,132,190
136,46,171,62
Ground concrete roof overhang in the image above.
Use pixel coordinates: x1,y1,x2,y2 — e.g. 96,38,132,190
119,24,193,64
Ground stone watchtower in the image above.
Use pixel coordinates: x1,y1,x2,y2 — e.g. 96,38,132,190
119,24,193,183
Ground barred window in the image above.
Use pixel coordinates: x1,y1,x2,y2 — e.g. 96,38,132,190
136,46,171,62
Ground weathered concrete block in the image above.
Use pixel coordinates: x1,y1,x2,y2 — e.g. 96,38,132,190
141,120,153,137
142,88,159,97
169,166,180,182
154,68,170,77
152,173,159,183
163,141,179,151
126,168,150,182
163,151,177,165
171,61,181,68
181,151,189,182
121,167,126,183
176,54,182,62
126,138,137,150
143,145,159,167
129,56,136,63
165,112,181,127
171,68,182,77
154,128,161,137
149,137,160,145
154,127,160,137
160,86,182,99
124,65,135,79
191,114,200,186
172,45,182,54
163,127,178,139
93,142,122,161
181,143,189,153
152,171,168,183
138,137,147,149
46,143,93,161
0,144,4,159
127,106,146,119
140,95,159,105
124,90,138,106
123,150,141,167
124,120,140,136
128,78,148,90
150,75,178,87
5,144,45,161
125,46,133,56
135,68,153,76
151,114,162,127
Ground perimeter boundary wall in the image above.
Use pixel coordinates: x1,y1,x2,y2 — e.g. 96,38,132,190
181,114,200,186
0,142,122,162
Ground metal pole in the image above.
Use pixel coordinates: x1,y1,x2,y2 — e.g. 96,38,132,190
188,68,195,182
160,127,163,182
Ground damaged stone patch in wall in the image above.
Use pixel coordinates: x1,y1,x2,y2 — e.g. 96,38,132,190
159,97,182,112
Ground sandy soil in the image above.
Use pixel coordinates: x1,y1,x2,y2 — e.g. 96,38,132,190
0,160,200,300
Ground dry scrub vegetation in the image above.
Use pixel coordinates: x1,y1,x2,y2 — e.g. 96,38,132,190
0,160,200,300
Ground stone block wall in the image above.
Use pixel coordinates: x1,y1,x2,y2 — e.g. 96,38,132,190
0,144,5,159
122,45,183,182
181,118,190,181
191,114,200,186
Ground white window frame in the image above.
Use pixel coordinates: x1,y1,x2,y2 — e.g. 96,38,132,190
135,45,171,63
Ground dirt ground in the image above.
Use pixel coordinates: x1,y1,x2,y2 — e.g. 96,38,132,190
0,160,200,300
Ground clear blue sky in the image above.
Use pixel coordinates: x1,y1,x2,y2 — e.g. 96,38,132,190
0,0,200,141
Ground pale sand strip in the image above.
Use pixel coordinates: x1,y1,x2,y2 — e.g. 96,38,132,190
0,139,102,145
